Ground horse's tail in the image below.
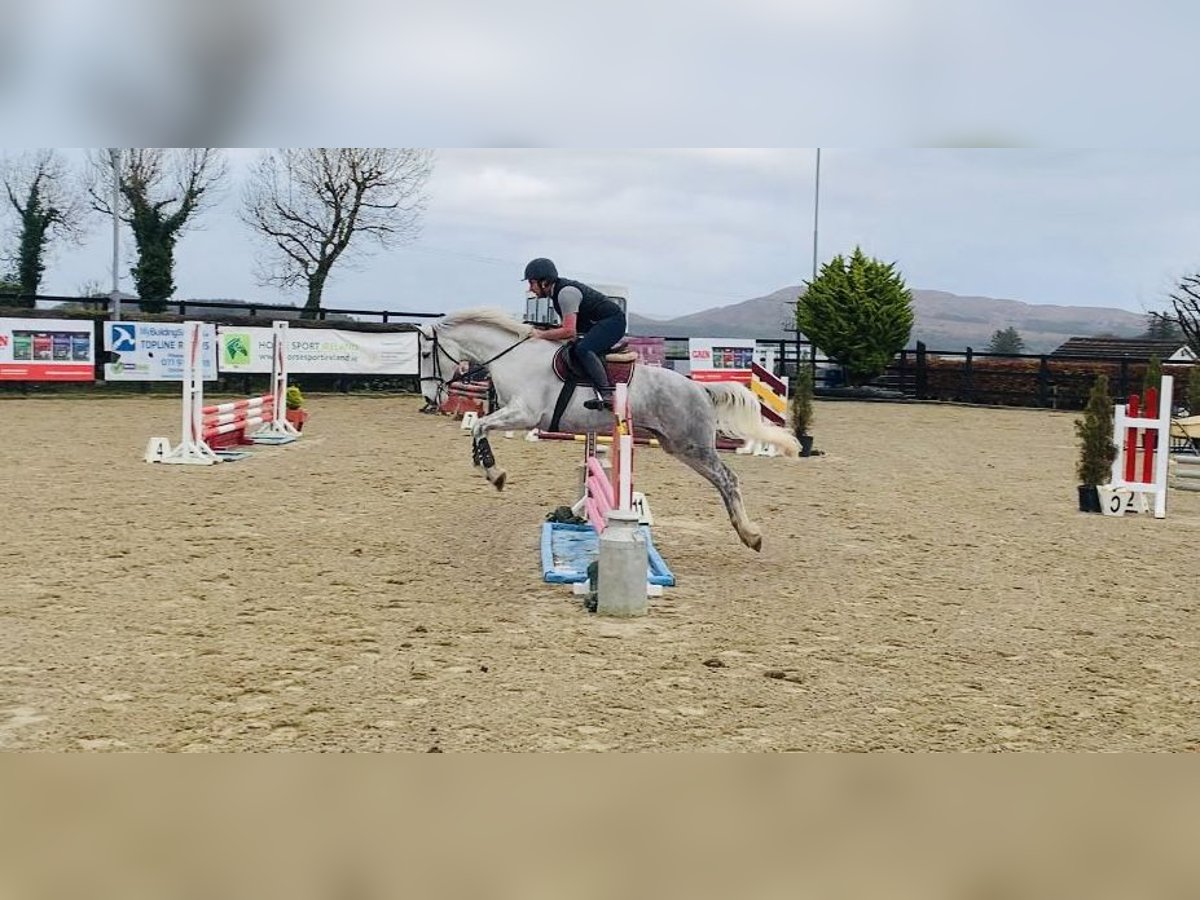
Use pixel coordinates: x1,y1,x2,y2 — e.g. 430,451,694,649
702,382,801,457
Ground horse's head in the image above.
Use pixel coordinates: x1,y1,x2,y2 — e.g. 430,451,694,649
417,323,464,411
418,309,535,411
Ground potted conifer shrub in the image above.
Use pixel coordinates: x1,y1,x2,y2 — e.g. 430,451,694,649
1143,353,1163,396
284,385,309,432
790,366,816,457
1074,374,1117,513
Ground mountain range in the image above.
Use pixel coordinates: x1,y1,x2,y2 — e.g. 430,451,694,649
627,286,1150,354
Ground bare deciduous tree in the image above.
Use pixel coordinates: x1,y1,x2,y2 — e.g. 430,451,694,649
70,279,109,312
1,149,87,304
89,148,227,312
1150,273,1200,357
242,148,434,313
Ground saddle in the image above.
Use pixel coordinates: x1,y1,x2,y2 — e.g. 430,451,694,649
548,342,638,431
551,341,638,386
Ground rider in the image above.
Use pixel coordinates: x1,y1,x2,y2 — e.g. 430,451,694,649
524,257,627,410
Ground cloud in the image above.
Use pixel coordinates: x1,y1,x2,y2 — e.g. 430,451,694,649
19,148,1200,321
3,0,1123,146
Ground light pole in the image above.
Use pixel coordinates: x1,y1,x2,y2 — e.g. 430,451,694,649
109,148,121,321
802,147,823,383
811,147,821,281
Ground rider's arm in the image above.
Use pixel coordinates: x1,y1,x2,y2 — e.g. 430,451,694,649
534,312,577,342
534,286,582,341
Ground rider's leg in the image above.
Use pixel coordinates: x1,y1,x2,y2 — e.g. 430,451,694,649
578,349,613,409
577,315,626,410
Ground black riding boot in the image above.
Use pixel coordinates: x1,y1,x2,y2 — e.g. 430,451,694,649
578,349,614,410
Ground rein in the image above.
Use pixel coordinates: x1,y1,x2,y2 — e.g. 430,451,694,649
450,333,533,383
420,326,533,402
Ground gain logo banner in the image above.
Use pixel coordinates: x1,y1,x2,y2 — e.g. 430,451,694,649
0,317,95,382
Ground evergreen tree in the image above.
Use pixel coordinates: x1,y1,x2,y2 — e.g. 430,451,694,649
0,272,20,305
796,247,914,386
1,150,86,303
89,149,226,313
1075,375,1117,485
789,366,814,438
1143,353,1162,398
1188,365,1200,415
1142,312,1184,342
987,326,1025,354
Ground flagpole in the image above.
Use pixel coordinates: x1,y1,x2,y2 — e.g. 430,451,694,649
811,147,821,280
109,148,121,321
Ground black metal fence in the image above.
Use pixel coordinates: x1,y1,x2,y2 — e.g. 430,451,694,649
0,293,444,324
6,294,1192,411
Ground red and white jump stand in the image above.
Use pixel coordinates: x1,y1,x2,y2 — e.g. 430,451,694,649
573,383,633,531
1104,374,1173,518
571,383,653,615
149,320,299,466
570,383,654,531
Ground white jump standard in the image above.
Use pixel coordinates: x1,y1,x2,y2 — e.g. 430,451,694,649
1104,374,1173,517
148,320,299,466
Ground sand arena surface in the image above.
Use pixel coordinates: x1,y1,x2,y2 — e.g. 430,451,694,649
2,394,1199,752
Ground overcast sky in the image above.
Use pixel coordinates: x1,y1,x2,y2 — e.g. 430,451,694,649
4,0,1199,319
8,148,1200,322
3,0,1197,146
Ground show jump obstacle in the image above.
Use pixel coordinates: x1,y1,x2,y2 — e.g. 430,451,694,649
1103,374,1174,517
540,382,675,614
441,378,493,419
732,361,789,456
146,320,299,466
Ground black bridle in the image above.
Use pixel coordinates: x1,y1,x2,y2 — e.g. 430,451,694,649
418,328,458,411
418,325,533,412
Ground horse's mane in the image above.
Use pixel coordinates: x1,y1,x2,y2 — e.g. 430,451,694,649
439,307,533,338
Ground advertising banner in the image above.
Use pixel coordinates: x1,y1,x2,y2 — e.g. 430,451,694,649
216,326,419,375
625,336,666,366
687,337,756,384
104,321,218,381
0,318,95,382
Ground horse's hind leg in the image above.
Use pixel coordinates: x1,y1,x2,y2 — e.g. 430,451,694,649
471,403,538,491
655,435,763,552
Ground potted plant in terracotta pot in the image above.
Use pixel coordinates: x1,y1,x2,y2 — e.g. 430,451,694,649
285,385,309,432
789,366,816,457
1074,374,1117,513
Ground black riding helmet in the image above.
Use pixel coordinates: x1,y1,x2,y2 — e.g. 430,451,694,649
523,258,558,281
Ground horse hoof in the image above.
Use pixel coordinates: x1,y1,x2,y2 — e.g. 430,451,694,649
491,471,507,491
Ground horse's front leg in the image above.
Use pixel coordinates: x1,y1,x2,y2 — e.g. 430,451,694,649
471,403,538,491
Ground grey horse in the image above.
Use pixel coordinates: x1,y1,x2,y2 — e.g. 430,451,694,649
418,308,799,551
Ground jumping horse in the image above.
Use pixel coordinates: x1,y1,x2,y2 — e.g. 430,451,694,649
418,308,799,551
